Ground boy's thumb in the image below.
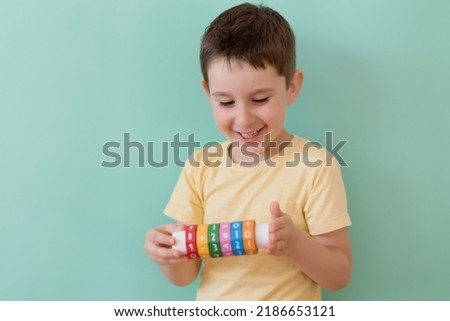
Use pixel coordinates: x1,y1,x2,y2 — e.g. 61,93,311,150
270,201,284,218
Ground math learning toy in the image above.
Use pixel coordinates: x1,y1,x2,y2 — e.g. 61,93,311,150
172,220,269,259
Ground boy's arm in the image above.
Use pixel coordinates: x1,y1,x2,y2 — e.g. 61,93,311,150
159,259,202,287
266,202,352,291
291,227,351,291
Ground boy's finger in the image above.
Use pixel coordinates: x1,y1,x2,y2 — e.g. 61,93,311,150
158,224,178,234
151,248,188,265
151,231,176,247
270,201,284,218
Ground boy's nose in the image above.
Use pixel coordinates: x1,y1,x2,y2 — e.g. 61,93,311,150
234,105,255,128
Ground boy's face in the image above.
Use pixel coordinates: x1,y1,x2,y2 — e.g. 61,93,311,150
202,57,303,162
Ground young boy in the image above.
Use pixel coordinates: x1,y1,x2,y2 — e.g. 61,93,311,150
145,3,352,300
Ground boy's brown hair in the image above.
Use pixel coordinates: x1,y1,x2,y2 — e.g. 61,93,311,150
200,2,296,87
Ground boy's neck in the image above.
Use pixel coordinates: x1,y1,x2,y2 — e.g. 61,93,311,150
228,131,294,165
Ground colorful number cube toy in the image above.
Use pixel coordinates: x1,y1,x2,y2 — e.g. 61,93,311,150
172,220,269,259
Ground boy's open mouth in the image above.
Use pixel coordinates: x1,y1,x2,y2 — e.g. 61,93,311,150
238,126,265,141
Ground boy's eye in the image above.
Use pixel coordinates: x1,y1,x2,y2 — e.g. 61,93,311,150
219,101,234,107
253,97,269,104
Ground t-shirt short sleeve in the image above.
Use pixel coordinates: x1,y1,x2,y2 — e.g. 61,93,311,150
163,153,204,224
303,153,351,235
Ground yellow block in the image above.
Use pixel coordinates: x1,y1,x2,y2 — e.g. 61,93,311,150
196,224,210,258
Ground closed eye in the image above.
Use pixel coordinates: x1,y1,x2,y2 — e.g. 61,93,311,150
253,97,269,104
219,101,234,107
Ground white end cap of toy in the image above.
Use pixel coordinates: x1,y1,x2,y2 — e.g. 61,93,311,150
255,223,269,249
172,230,187,254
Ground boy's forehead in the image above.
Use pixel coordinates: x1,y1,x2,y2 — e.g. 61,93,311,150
207,57,285,94
207,57,282,82
208,56,268,73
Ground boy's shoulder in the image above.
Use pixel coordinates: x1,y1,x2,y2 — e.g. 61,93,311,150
291,135,342,170
185,140,229,170
183,135,338,171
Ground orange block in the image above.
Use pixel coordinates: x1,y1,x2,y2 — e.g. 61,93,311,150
242,220,258,255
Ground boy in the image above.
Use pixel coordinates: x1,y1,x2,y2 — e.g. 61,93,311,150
145,3,352,300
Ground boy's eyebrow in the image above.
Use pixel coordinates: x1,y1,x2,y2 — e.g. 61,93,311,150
211,88,275,97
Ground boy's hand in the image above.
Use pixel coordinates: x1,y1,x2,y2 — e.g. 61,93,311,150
144,223,189,265
266,201,302,257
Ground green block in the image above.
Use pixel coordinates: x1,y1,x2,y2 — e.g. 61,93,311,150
208,224,223,258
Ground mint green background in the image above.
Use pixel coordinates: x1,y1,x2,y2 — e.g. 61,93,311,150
1,0,449,300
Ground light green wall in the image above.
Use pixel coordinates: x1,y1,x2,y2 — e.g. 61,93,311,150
1,0,449,300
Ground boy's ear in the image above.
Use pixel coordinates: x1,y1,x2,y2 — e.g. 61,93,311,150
201,79,210,97
287,70,304,105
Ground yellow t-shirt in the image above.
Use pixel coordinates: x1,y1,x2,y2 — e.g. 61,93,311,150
164,135,351,300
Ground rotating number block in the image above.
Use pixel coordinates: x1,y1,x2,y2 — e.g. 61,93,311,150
230,221,245,256
219,223,233,257
242,220,258,255
196,224,210,259
185,225,199,259
208,223,222,258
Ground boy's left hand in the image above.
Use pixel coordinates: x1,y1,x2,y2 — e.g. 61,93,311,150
266,201,302,257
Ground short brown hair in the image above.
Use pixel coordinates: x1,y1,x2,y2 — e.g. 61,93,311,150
200,3,296,87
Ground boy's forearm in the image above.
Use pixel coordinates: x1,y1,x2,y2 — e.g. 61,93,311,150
289,231,352,291
159,259,201,287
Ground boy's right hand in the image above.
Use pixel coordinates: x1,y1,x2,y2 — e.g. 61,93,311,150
144,223,188,266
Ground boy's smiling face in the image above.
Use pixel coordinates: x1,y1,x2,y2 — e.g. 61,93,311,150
202,57,303,162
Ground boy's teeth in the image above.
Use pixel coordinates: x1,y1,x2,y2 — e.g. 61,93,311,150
241,129,259,138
